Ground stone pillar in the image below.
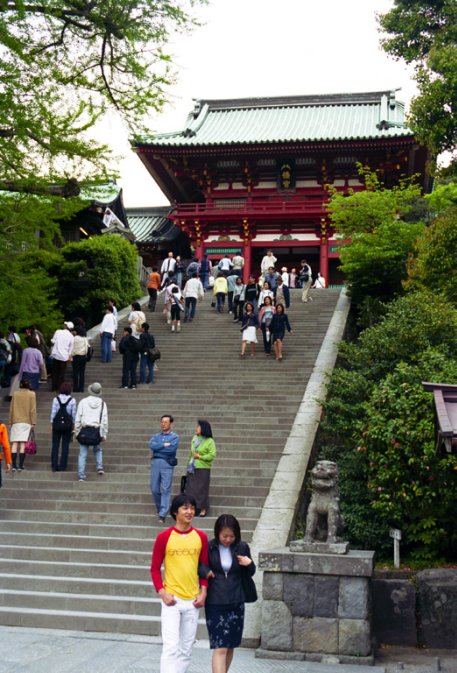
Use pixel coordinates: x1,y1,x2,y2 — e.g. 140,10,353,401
257,548,375,666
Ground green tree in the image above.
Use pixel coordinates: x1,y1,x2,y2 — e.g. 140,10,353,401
0,1,205,331
378,0,457,155
59,235,141,326
327,168,425,311
407,206,457,304
319,293,457,559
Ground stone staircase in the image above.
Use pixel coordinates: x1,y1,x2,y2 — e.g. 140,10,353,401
0,289,341,636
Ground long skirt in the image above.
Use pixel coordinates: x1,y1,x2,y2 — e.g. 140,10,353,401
205,603,245,649
184,468,211,511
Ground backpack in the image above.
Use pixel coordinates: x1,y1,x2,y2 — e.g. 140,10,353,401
52,398,73,433
0,339,12,364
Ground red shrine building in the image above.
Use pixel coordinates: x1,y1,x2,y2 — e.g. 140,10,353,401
133,90,430,284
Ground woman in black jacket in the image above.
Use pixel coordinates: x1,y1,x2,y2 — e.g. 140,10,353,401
202,514,256,673
270,303,292,361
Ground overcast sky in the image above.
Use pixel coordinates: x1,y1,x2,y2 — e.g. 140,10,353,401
102,0,417,207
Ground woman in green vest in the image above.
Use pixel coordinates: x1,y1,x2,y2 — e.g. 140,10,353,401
185,420,217,517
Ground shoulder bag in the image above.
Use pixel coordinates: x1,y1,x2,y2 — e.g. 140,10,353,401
240,567,258,603
76,402,104,446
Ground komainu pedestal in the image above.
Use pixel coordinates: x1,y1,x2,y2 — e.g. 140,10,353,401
257,461,375,665
257,549,375,665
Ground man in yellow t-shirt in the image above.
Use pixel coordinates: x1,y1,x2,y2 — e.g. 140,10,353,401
151,493,208,673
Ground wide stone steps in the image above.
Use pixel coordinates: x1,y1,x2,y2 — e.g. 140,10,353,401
0,288,340,635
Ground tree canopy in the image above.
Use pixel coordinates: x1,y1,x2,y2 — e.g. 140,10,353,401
0,0,205,195
378,0,457,155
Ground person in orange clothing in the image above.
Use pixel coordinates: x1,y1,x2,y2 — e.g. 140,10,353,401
0,421,12,487
151,493,208,673
147,266,161,312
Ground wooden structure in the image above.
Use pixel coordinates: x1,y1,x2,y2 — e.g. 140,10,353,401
422,382,457,454
60,183,134,243
133,90,430,283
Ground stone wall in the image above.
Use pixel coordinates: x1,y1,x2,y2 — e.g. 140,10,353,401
372,568,457,648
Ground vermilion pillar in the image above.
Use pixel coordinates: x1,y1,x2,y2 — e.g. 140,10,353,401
243,239,251,283
320,236,329,282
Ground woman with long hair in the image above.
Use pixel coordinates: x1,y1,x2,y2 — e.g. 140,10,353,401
184,420,217,517
258,296,276,356
203,513,256,673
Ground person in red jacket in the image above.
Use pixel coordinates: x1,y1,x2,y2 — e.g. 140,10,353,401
151,493,209,673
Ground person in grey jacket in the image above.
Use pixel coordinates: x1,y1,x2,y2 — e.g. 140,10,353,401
201,514,256,673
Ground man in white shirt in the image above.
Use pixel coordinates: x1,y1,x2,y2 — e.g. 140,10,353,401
261,250,277,276
232,253,244,277
99,307,117,363
182,273,204,322
281,267,289,286
50,321,75,391
161,252,177,283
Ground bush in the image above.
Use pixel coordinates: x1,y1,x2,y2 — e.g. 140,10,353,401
406,206,457,305
59,236,142,326
0,250,63,338
317,294,457,560
362,352,457,561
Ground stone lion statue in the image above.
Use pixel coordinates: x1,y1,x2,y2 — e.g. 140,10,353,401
304,460,343,544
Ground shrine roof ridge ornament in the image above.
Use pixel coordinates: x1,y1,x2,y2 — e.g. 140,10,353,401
134,89,412,148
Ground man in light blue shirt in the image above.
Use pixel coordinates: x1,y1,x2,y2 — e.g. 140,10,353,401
149,414,179,523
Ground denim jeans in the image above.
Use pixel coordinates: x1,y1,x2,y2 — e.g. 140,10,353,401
140,353,154,383
78,442,103,479
21,371,40,390
150,457,174,518
216,292,225,312
200,273,209,290
101,332,113,362
185,297,197,319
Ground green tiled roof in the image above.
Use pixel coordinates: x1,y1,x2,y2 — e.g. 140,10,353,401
137,91,412,148
127,207,178,243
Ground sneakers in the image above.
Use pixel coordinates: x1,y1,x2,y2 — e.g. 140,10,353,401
159,516,166,524
78,478,85,482
128,385,136,389
176,324,181,332
171,326,175,332
97,469,105,476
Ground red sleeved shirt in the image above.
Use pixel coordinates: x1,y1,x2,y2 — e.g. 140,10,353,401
151,526,208,600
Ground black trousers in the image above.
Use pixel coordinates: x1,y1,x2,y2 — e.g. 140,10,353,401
51,359,67,391
72,355,87,393
51,429,72,471
148,288,158,311
122,357,138,387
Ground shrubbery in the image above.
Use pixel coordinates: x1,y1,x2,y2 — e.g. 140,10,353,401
1,236,142,335
58,236,141,326
317,275,457,560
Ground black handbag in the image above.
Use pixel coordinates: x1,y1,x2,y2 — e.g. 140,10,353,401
147,346,161,362
241,569,258,603
76,402,104,446
180,475,187,493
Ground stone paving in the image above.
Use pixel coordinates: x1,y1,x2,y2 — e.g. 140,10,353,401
1,627,457,673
